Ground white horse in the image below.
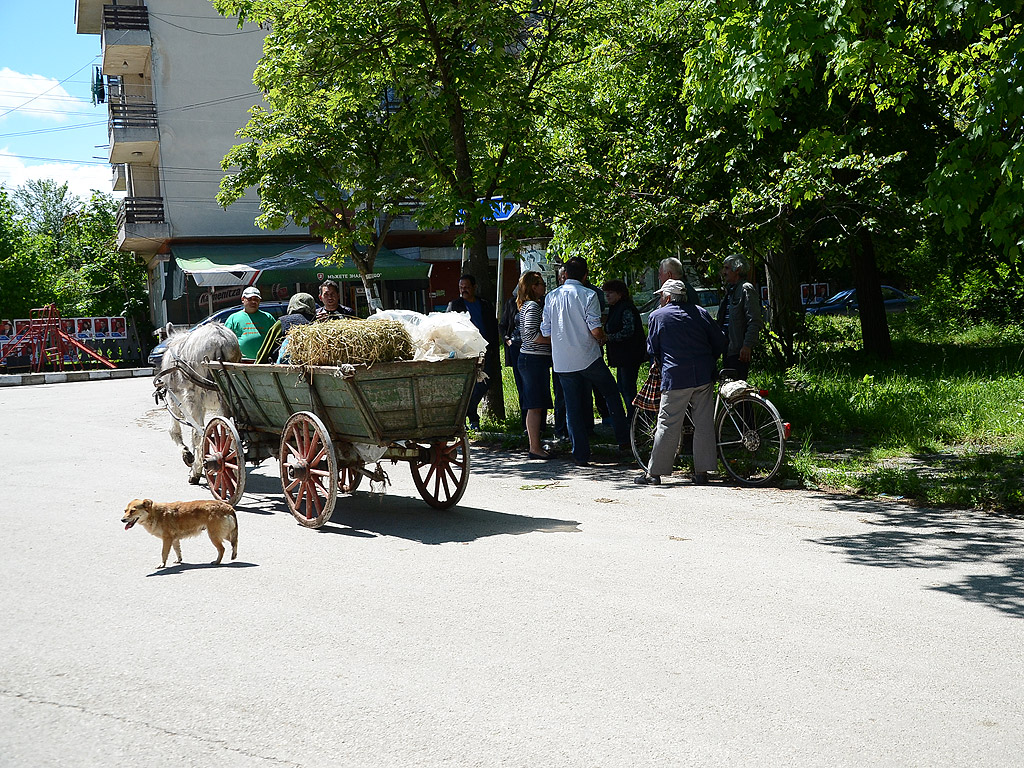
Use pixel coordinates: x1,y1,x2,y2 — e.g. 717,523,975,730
155,323,242,484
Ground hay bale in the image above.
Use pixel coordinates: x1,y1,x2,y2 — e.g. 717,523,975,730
285,318,414,366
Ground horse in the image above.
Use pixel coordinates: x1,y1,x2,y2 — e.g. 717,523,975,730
154,323,242,484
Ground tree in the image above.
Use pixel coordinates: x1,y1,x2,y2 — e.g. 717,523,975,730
214,0,586,300
0,187,44,319
11,178,80,263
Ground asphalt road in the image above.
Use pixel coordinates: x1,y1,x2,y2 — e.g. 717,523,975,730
2,377,1023,767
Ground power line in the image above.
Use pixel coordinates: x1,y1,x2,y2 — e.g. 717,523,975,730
0,58,100,121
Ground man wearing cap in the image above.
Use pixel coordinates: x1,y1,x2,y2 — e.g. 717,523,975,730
635,279,727,486
224,287,277,360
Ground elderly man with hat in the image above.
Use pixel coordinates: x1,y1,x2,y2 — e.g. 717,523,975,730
224,286,277,360
635,279,727,486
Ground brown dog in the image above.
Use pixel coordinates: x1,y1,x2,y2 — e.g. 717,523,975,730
122,498,238,569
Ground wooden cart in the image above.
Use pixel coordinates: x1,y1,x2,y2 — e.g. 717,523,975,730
200,357,481,527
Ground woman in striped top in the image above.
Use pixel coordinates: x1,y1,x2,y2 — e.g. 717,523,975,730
515,271,553,459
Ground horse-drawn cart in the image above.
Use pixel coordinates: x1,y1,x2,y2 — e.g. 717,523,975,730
198,357,481,527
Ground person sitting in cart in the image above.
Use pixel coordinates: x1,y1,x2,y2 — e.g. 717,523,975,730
316,280,357,321
253,293,317,364
225,287,277,360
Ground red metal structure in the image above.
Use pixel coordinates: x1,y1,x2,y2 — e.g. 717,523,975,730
0,305,117,372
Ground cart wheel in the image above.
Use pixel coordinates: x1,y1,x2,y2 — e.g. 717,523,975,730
279,412,338,528
340,464,364,494
202,416,246,506
410,433,470,510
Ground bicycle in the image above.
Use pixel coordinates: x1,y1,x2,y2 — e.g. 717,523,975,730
630,369,790,487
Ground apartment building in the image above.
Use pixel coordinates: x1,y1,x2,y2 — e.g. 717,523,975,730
74,0,311,326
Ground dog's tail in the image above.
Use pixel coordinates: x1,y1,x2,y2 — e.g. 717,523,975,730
227,509,238,560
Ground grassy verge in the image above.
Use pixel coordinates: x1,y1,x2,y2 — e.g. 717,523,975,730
761,315,1024,513
481,316,1024,513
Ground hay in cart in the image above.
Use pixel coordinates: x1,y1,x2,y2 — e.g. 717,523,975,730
286,318,414,366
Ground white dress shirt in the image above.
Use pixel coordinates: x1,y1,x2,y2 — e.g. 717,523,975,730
540,279,602,373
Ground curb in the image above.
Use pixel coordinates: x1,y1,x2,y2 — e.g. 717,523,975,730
0,367,154,387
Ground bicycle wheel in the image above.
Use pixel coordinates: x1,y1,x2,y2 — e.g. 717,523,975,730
716,393,786,486
630,407,659,471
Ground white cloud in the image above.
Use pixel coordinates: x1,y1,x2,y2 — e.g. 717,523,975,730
0,148,119,202
0,67,92,122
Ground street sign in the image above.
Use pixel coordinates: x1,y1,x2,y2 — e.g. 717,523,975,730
454,196,521,226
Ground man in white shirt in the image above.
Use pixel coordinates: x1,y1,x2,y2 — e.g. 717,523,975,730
539,257,630,466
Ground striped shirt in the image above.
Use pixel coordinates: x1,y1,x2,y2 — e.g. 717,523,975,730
518,300,551,356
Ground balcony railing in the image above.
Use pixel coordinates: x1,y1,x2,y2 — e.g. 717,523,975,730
102,4,149,31
117,197,165,229
109,101,158,130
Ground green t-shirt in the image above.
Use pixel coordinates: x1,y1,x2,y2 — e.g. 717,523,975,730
224,309,276,359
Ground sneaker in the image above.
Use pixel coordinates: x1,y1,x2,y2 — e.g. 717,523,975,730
634,473,661,485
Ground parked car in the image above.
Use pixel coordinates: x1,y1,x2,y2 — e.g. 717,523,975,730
639,288,720,325
804,286,919,316
147,302,289,367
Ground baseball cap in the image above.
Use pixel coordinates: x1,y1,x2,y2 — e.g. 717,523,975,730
242,287,262,299
660,279,686,297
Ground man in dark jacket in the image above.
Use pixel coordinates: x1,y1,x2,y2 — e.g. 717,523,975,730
446,273,500,430
635,279,727,486
717,254,762,380
601,279,647,420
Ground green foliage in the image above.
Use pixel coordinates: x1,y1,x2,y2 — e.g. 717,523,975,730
0,185,148,323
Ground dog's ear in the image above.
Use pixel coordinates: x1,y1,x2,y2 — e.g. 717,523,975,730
142,499,153,510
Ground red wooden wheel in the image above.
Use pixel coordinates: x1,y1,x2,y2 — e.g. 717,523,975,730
202,416,246,506
410,432,470,509
279,412,338,528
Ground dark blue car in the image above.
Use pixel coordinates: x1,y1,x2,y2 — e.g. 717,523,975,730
147,302,289,367
805,286,919,316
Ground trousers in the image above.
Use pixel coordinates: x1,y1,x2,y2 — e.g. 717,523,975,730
648,384,717,476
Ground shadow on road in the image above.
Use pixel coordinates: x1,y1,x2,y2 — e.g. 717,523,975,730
811,497,1024,619
322,502,580,545
225,453,581,545
146,561,259,577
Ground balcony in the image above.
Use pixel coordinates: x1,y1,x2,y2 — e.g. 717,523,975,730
112,164,127,192
108,101,159,164
101,5,152,76
117,197,170,253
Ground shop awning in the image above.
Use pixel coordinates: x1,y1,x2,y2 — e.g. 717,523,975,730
173,242,431,287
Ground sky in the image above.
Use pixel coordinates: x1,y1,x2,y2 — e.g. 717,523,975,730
0,0,130,201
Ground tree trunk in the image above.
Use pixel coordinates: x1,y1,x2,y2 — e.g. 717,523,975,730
852,229,892,359
764,230,801,365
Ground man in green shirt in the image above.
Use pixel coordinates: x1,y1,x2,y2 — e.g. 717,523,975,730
224,287,276,360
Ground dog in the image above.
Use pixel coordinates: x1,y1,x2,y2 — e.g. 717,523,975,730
122,498,238,569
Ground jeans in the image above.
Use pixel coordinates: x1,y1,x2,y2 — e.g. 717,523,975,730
557,358,630,463
615,362,642,421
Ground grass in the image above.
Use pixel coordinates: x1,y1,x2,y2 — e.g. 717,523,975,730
480,314,1024,514
765,314,1024,512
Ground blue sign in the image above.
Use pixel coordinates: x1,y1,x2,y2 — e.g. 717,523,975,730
455,197,521,226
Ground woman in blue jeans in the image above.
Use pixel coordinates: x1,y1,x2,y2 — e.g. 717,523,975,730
515,271,553,459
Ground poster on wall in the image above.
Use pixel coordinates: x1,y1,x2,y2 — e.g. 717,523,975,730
0,319,12,341
76,318,94,338
800,282,830,305
109,317,127,339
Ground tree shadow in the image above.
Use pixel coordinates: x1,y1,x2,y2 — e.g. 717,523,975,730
810,496,1024,618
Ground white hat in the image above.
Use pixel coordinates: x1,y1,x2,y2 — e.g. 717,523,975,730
241,287,262,299
660,279,686,297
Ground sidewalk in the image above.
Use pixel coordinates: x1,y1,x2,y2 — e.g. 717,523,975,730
0,367,154,387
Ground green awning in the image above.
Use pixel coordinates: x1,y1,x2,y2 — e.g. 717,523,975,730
173,242,430,287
